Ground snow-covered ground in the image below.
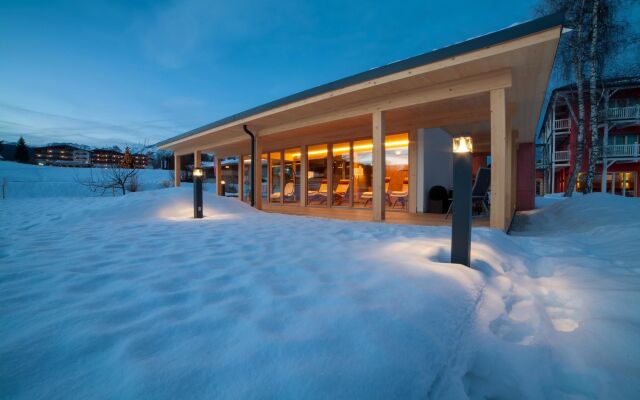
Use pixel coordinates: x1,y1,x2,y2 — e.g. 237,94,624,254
1,178,639,398
0,161,173,198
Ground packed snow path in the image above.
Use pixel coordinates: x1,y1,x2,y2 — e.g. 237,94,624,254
1,188,639,399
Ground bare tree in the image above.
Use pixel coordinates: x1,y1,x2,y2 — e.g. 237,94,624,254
535,0,632,196
76,164,138,196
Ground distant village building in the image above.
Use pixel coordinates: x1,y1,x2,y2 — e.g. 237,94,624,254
132,153,148,169
91,148,124,167
34,144,91,167
538,78,640,197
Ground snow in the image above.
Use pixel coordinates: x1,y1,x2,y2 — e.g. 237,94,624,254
0,161,173,198
1,166,639,399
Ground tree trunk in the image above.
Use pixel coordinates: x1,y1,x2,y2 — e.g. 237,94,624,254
586,0,601,193
565,15,587,197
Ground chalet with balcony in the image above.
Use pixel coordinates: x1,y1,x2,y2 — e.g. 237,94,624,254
34,144,91,167
91,148,124,167
538,77,640,197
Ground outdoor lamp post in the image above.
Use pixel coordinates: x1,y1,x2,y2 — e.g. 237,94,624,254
221,180,226,197
193,168,204,219
451,136,473,267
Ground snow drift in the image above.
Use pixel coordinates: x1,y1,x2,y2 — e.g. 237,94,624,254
1,185,639,399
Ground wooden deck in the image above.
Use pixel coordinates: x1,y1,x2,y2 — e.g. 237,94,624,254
262,203,489,227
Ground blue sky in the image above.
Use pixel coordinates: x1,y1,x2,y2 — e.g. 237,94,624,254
0,0,544,147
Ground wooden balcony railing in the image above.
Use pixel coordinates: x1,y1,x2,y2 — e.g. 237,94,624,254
603,143,640,158
553,118,570,131
608,106,640,121
554,150,570,163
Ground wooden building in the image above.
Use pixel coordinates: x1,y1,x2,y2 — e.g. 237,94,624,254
158,13,564,231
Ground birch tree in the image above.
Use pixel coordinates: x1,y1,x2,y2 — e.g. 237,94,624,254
535,0,631,196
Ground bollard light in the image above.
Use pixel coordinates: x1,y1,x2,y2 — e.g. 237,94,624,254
193,168,203,218
451,136,473,267
221,180,226,197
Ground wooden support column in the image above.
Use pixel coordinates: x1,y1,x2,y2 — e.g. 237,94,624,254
372,110,386,221
408,128,418,213
174,154,181,187
300,144,308,207
215,156,222,196
510,133,518,216
239,154,244,202
194,150,201,168
490,88,508,231
254,134,263,209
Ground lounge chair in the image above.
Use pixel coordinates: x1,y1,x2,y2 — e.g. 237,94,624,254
361,177,390,206
390,178,409,209
333,179,350,205
308,179,328,204
270,181,295,202
445,167,491,219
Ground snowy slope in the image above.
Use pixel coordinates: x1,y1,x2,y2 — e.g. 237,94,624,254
1,188,639,399
0,161,173,198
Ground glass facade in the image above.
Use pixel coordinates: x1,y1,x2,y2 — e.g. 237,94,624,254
284,148,301,203
332,142,351,207
220,157,239,196
353,139,373,208
232,133,412,210
242,155,251,203
385,133,409,210
261,153,269,202
307,144,328,206
270,151,282,203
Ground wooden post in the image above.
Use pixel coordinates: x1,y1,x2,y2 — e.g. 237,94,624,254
254,134,263,209
236,154,242,202
372,110,386,221
194,150,201,168
174,154,181,187
215,156,222,195
300,144,308,207
408,128,418,213
490,88,508,231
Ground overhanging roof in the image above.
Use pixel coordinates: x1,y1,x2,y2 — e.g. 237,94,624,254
158,12,564,150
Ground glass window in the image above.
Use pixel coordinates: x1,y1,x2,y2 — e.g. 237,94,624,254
307,144,328,206
242,155,251,203
385,133,409,210
220,157,239,196
353,139,373,208
332,142,351,207
270,151,282,203
261,153,269,202
613,172,637,197
284,148,301,203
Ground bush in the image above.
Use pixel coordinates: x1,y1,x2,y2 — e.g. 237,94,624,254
126,175,139,192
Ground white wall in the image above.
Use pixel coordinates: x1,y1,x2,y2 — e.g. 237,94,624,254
417,128,453,212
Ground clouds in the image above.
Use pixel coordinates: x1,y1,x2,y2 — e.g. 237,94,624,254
0,102,183,147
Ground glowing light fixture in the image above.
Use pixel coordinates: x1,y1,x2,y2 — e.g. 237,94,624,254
453,137,473,153
193,168,204,218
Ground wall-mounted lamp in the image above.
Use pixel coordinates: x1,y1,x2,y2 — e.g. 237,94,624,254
453,136,473,153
